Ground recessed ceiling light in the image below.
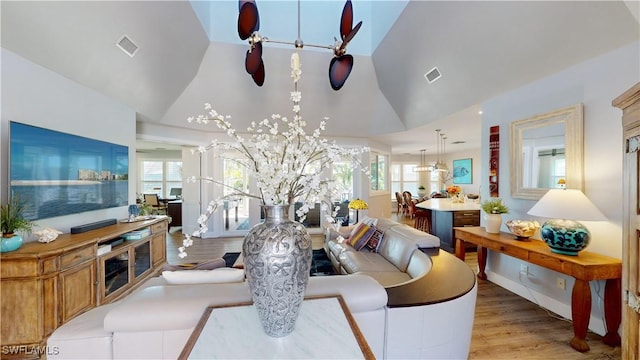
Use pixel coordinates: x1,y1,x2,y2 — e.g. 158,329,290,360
478,110,483,115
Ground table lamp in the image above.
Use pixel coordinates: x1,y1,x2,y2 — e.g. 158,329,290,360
527,188,606,255
348,199,368,223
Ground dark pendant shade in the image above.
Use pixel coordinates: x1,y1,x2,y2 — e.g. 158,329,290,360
245,42,263,75
329,55,353,91
238,1,260,40
343,21,361,46
252,60,265,86
340,0,353,40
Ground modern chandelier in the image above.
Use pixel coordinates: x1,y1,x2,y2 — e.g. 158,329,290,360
431,129,449,172
414,149,430,172
238,0,362,90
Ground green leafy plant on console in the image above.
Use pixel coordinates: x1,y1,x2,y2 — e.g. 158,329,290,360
481,198,509,214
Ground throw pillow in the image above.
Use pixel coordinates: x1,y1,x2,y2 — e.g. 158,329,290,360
348,222,367,240
352,225,376,251
162,267,245,285
366,227,384,252
349,223,371,248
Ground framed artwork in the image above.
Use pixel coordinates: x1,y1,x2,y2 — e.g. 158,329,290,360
453,158,473,184
489,125,499,196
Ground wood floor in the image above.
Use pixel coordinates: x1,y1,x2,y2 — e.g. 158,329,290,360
165,218,621,359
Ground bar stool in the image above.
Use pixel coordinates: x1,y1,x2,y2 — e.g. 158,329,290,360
414,209,432,233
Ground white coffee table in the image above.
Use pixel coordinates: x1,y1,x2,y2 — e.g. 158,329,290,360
179,295,373,359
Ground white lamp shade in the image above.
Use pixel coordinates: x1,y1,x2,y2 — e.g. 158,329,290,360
527,189,607,221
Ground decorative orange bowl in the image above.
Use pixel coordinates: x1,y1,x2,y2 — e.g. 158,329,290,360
505,220,540,240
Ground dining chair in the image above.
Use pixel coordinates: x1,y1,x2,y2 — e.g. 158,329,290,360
402,191,413,217
144,193,167,215
395,192,406,215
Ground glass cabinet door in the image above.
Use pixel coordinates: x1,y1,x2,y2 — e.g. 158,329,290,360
133,241,151,278
103,249,129,298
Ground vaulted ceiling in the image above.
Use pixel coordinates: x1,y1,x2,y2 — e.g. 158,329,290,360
2,1,638,156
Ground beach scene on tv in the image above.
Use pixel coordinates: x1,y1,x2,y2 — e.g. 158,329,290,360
9,122,128,221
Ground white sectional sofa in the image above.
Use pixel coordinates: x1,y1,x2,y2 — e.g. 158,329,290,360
48,217,477,359
325,217,441,287
48,274,388,359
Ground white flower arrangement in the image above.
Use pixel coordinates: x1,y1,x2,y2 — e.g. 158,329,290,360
324,205,343,232
179,52,369,258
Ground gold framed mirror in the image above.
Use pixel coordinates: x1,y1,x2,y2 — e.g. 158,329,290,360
510,104,584,200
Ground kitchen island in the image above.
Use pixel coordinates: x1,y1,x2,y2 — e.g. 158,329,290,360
416,198,481,252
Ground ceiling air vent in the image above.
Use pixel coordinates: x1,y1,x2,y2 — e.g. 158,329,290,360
424,67,441,84
116,35,139,58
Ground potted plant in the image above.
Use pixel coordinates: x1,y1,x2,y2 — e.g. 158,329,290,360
1,197,34,252
480,198,509,234
417,185,427,197
138,203,153,216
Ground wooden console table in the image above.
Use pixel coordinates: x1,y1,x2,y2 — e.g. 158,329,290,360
454,226,621,352
0,217,168,358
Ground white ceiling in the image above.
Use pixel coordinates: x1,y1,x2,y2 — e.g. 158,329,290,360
2,1,638,157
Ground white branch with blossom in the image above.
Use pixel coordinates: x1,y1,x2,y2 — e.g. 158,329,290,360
179,52,369,259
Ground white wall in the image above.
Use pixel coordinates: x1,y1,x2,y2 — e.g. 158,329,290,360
1,49,136,238
480,41,639,335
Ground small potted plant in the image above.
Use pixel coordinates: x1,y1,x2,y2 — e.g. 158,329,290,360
417,185,427,197
138,203,153,217
1,197,35,252
480,198,509,234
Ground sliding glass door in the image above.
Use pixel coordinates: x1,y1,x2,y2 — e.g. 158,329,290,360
220,156,251,236
218,153,360,236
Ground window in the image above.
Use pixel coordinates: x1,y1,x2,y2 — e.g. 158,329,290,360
296,159,355,203
429,168,445,194
370,153,388,191
391,163,419,199
140,160,182,198
223,158,248,196
222,155,250,233
293,159,324,204
332,160,354,202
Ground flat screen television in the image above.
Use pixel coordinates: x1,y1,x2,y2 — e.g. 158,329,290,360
9,121,129,221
